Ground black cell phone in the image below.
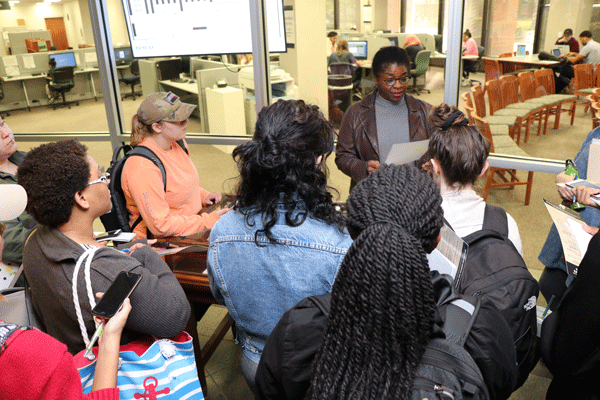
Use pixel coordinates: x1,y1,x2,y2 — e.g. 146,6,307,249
91,271,142,318
96,229,122,240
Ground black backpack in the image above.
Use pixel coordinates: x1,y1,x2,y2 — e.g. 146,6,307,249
456,204,540,388
316,294,489,400
99,140,188,232
411,294,489,400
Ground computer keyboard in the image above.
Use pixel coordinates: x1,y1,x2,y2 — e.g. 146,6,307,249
170,78,188,83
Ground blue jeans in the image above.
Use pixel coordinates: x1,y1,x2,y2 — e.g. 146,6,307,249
241,348,258,396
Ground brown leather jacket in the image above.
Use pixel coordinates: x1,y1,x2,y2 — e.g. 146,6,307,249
335,90,435,189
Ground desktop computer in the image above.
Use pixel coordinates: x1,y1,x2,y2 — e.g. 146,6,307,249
348,41,368,60
50,52,77,68
114,47,133,65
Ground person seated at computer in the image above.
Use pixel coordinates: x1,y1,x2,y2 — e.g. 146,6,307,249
556,28,579,53
462,29,479,56
424,104,522,254
121,92,229,239
0,116,38,266
328,39,364,67
335,46,435,190
403,34,423,69
46,58,60,103
207,99,352,394
18,139,191,355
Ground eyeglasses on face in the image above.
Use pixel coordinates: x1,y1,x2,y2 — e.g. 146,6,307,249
87,172,110,187
382,76,411,86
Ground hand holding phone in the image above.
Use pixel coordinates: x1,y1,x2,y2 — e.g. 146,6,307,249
92,271,141,318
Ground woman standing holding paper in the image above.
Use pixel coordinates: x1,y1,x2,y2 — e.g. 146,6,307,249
335,46,435,190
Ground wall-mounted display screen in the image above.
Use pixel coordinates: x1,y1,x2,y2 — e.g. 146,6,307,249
120,0,287,57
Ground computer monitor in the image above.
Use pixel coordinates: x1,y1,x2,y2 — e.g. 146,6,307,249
51,52,76,68
114,47,133,65
388,37,399,47
180,56,190,75
157,58,183,80
552,48,561,57
516,44,527,56
348,41,368,59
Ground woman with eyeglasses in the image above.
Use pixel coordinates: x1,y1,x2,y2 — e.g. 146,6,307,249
0,116,38,266
18,139,191,355
121,92,229,240
335,46,435,190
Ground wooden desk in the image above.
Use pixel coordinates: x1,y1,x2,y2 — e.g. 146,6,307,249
160,241,234,399
485,55,559,74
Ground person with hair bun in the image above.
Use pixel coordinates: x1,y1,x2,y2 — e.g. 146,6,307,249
207,99,352,393
255,164,518,400
122,92,228,239
426,103,522,254
335,46,435,190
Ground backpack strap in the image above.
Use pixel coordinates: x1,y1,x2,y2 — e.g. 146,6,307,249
442,295,480,347
128,146,167,191
176,139,189,155
307,295,331,317
482,204,509,237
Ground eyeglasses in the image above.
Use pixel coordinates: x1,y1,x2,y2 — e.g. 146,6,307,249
87,172,110,187
382,76,411,86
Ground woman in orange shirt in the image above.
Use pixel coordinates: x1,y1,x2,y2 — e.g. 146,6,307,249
122,92,229,239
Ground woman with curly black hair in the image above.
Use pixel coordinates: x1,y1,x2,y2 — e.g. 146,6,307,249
18,139,190,355
207,99,352,393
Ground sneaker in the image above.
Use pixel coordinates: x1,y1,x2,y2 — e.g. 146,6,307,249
461,78,471,87
353,90,363,100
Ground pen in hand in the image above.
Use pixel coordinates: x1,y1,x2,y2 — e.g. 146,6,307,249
84,320,106,361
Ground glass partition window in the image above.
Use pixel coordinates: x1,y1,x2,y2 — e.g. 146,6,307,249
405,0,439,35
0,0,109,133
339,0,359,31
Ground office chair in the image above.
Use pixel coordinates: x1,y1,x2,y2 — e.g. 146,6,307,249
409,50,431,95
0,80,9,118
119,60,141,100
328,72,353,113
462,46,484,86
48,66,78,110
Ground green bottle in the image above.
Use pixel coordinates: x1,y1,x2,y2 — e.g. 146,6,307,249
565,159,585,211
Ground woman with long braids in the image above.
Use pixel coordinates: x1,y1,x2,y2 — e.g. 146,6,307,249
307,164,440,400
255,164,518,400
207,99,352,394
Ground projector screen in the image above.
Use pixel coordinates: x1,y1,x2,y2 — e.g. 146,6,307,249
121,0,286,58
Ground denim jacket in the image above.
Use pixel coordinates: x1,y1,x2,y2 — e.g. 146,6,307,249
207,206,352,364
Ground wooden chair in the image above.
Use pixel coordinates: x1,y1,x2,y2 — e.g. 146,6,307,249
533,68,577,127
499,53,516,74
572,63,596,113
471,84,519,141
591,101,600,129
483,58,501,85
517,71,563,132
498,75,546,141
463,90,513,139
473,114,534,205
486,79,537,145
461,92,476,124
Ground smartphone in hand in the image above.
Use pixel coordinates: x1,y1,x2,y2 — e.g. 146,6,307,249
92,271,142,319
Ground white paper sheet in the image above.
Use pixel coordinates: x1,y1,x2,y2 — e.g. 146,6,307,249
543,199,586,274
566,218,593,257
84,51,97,64
3,56,20,76
384,139,430,165
588,138,600,183
22,55,35,69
